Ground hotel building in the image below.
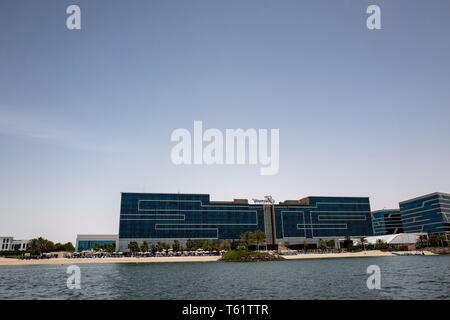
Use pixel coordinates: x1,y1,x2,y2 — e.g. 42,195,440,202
75,191,449,252
371,209,404,236
117,193,374,252
399,192,450,240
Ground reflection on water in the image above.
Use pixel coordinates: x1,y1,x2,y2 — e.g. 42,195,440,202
0,256,448,300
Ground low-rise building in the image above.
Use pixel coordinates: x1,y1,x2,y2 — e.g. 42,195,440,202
362,232,427,249
0,237,29,251
76,234,118,252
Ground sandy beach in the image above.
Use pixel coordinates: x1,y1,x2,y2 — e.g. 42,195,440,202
0,250,436,266
283,250,436,260
0,255,221,266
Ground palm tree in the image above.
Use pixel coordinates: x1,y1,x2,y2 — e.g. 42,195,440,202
344,236,353,251
219,240,231,251
172,240,181,252
140,241,149,252
283,241,290,249
253,230,266,251
375,239,387,250
318,239,327,251
326,240,335,249
239,232,254,251
416,235,427,249
202,240,213,251
156,241,164,252
186,239,194,251
303,240,308,253
435,234,446,247
128,241,139,254
27,238,40,253
359,237,367,251
27,237,55,254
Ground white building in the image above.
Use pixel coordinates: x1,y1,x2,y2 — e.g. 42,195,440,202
1,237,29,251
357,233,427,247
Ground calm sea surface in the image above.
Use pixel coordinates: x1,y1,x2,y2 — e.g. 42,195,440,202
0,256,448,300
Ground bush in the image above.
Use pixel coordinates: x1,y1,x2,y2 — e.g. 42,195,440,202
221,249,270,260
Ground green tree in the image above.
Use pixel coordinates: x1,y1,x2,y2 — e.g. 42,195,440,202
359,237,367,251
172,240,181,252
253,230,266,251
429,234,447,247
201,240,214,251
343,236,353,251
64,242,75,252
326,240,335,248
239,232,254,251
27,237,56,254
128,241,139,254
186,239,194,251
283,241,290,249
318,239,327,251
150,243,157,254
416,235,428,249
375,239,388,250
140,241,149,252
303,240,308,253
104,244,115,253
212,241,220,252
219,240,231,251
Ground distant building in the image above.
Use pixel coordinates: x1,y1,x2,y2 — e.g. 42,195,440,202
371,209,404,235
399,192,450,240
76,234,118,252
0,237,29,251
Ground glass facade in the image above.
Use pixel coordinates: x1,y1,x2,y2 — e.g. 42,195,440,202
119,193,265,242
274,197,373,240
371,209,403,235
399,192,450,234
119,193,374,250
77,240,117,252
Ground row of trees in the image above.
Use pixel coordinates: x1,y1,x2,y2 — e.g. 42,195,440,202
343,236,388,251
127,230,269,254
416,234,448,248
127,239,232,254
93,243,116,253
122,232,448,254
239,230,266,250
27,237,75,253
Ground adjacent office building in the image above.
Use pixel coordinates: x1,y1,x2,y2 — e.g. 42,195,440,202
75,234,119,252
0,237,29,251
371,209,404,236
117,193,373,251
399,192,450,239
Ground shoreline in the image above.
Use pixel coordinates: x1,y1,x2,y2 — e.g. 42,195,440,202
282,250,436,260
0,250,437,266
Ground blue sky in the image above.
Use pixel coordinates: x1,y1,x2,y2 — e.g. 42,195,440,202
1,0,449,243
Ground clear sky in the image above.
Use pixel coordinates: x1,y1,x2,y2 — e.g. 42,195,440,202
1,0,449,244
